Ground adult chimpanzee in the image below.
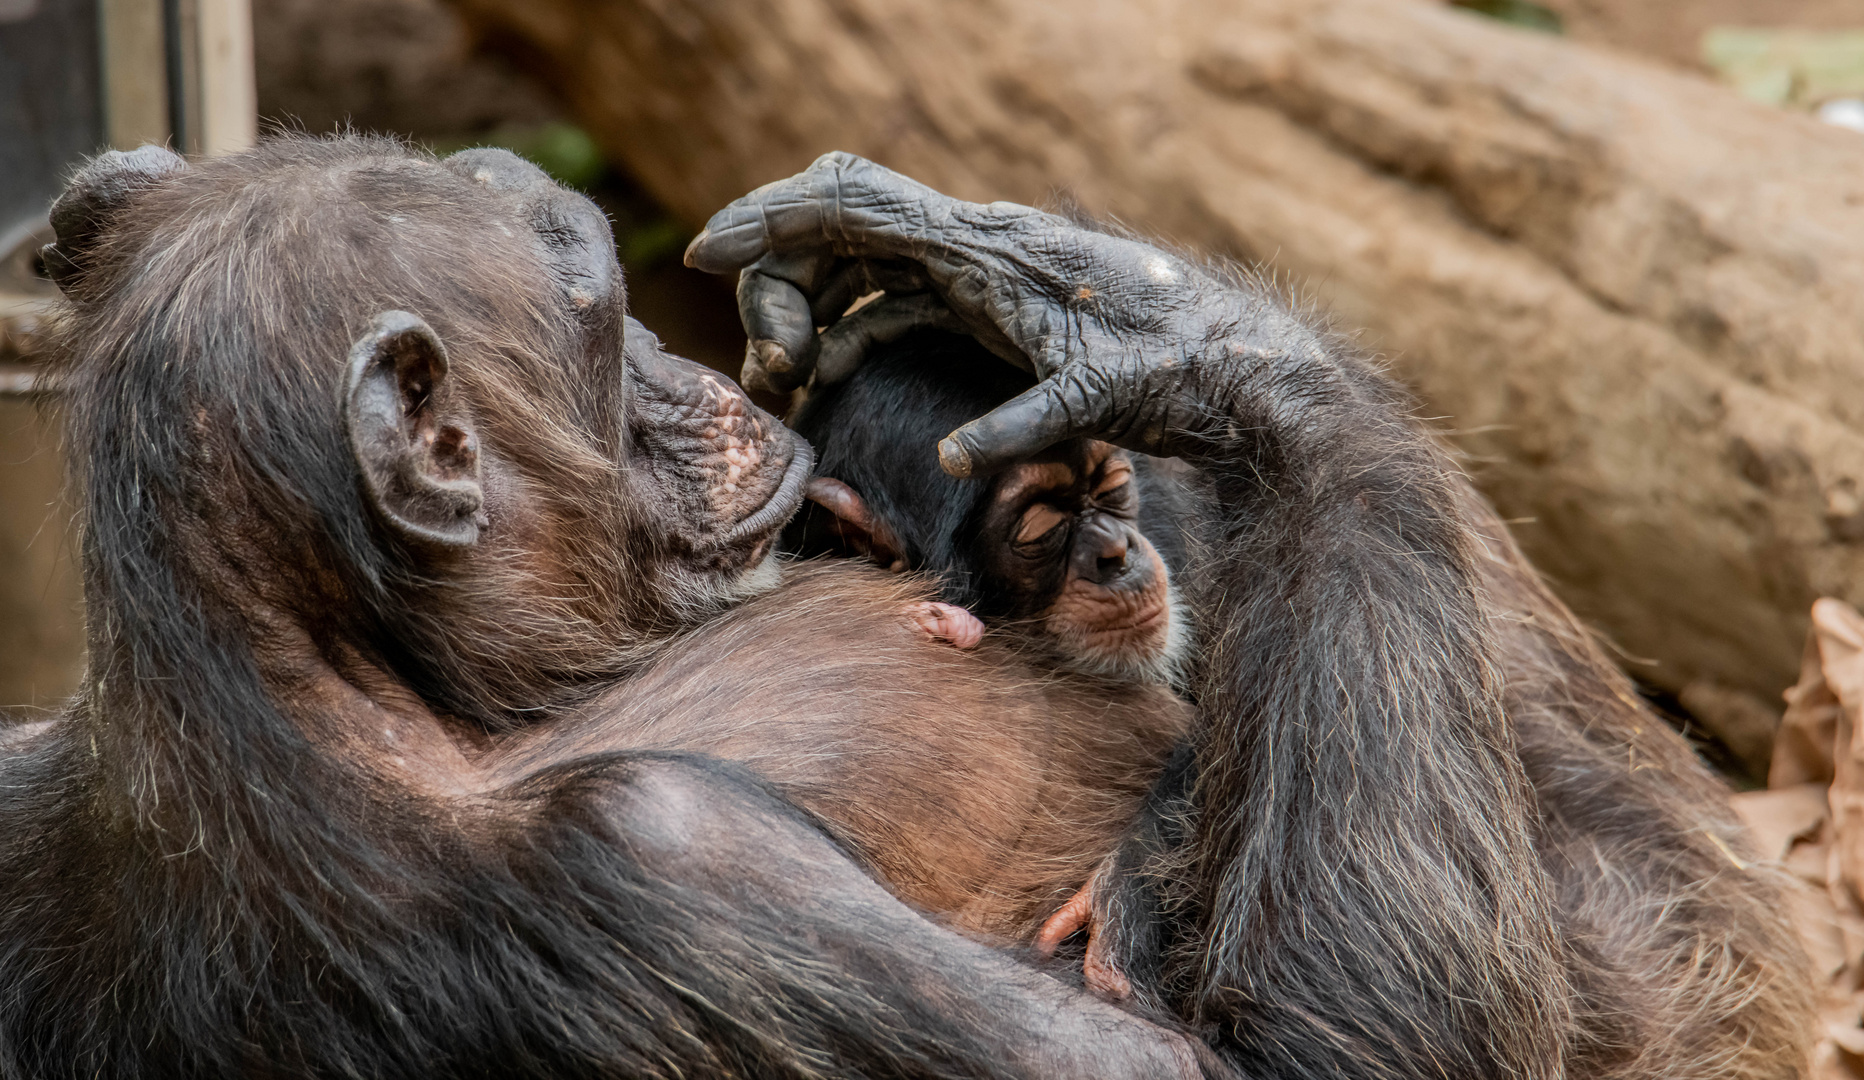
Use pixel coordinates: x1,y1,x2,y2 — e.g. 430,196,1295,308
699,156,1814,1079
785,330,1187,684
4,138,1198,1079
0,136,1809,1080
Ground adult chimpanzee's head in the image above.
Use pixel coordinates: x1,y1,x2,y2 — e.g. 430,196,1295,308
785,331,1183,684
43,136,809,727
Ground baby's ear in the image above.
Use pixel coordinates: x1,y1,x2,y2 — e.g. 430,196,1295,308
804,477,907,572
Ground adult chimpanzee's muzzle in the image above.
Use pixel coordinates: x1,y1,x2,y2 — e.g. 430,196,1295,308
626,333,812,569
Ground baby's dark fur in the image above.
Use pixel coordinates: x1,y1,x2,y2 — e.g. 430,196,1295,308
786,332,1189,682
787,336,1036,597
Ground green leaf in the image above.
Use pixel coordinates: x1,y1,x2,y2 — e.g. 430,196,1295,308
432,121,607,190
1702,27,1864,108
1449,0,1563,35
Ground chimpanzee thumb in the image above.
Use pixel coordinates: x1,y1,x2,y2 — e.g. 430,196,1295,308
938,377,1102,478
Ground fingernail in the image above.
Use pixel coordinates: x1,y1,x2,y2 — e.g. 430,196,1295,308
937,437,973,477
681,229,710,268
739,361,777,395
753,339,793,375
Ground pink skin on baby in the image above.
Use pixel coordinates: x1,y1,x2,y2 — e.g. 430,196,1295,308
1033,868,1133,1002
903,601,986,649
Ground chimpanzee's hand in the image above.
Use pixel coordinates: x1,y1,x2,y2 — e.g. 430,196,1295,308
685,152,1257,476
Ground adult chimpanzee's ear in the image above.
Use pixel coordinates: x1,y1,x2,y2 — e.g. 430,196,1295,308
344,311,487,549
42,145,188,297
804,477,907,572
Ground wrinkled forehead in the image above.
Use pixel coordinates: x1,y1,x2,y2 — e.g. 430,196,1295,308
991,441,1125,503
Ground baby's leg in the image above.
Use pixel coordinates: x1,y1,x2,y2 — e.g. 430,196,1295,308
1034,862,1133,1002
903,601,986,649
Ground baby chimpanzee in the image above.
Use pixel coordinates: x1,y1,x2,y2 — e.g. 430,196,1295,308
784,330,1191,686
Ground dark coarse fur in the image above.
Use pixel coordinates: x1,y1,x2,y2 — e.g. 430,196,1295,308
784,331,1035,610
0,132,1815,1080
1469,487,1812,1080
791,296,1814,1078
1180,317,1569,1078
0,136,1209,1080
1082,280,1815,1078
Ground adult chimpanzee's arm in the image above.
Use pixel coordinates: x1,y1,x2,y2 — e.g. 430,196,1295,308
519,752,1211,1080
689,154,1569,1080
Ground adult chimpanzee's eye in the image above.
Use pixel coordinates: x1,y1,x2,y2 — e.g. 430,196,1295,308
1015,503,1070,546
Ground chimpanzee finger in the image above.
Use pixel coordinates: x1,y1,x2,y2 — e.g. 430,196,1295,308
685,152,1035,275
805,262,871,330
806,258,935,327
737,339,782,395
736,268,820,391
813,294,970,387
936,374,1107,478
686,153,941,271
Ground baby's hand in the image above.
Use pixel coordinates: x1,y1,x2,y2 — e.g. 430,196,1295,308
903,601,985,649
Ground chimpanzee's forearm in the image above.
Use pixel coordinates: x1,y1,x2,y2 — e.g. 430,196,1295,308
1090,740,1197,1016
685,155,1573,1080
546,752,1211,1080
1157,304,1569,1080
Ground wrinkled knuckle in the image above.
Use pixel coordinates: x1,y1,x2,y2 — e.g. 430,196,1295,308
814,150,857,174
